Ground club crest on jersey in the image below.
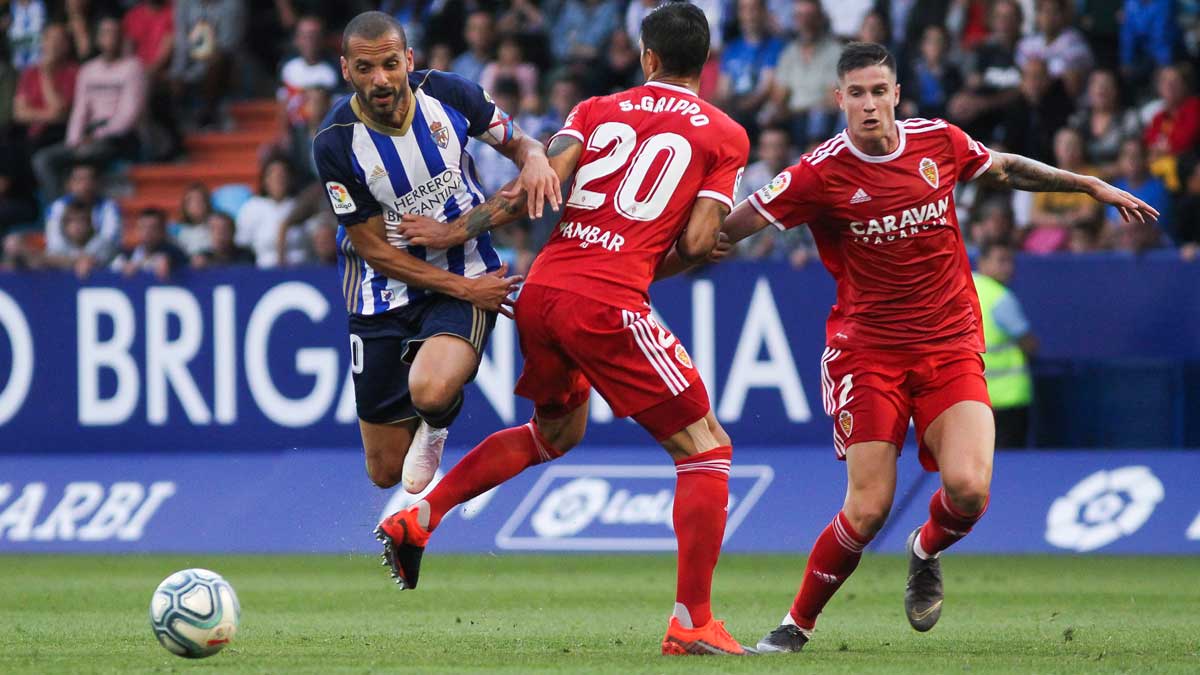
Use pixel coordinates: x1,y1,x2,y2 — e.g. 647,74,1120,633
919,157,939,188
838,410,854,436
756,171,791,204
429,121,450,149
674,344,693,369
325,181,356,214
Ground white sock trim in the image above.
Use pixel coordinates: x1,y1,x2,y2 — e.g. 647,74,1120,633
780,612,812,636
672,602,694,629
913,531,939,560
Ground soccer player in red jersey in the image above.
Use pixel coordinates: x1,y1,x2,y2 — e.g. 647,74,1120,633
375,3,753,655
705,42,1158,652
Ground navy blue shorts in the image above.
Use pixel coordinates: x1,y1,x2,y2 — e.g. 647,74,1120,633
348,295,496,424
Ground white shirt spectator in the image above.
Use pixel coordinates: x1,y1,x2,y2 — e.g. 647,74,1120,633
44,196,121,261
235,195,303,268
820,0,872,40
1016,28,1093,80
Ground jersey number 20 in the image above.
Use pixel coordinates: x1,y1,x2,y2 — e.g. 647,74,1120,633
566,122,693,222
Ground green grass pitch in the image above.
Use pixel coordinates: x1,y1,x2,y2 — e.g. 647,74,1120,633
1,553,1198,673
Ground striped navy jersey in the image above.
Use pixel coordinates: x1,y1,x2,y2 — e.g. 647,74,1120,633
313,70,507,316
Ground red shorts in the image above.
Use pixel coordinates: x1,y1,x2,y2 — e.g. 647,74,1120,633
820,347,990,471
514,284,710,441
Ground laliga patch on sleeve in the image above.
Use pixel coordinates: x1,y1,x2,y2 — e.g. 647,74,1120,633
326,182,356,214
733,167,745,199
756,170,791,204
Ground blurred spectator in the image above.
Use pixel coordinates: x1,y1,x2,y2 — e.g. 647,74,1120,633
946,0,991,51
1015,0,1093,97
948,0,1024,145
13,22,78,151
470,78,521,195
1024,127,1101,254
0,49,17,131
1106,138,1173,252
770,0,842,147
997,58,1073,163
43,162,120,266
973,240,1037,448
308,218,338,266
599,29,641,93
856,10,889,46
528,76,584,141
1143,64,1200,163
40,200,113,276
553,0,621,67
426,43,454,72
32,16,144,199
112,207,188,280
625,0,658,42
497,0,548,38
1076,0,1122,70
279,16,338,130
171,182,214,257
452,11,494,84
968,197,1018,253
193,211,254,267
820,0,872,40
717,0,783,137
491,222,535,274
736,125,792,203
123,0,179,160
288,87,331,179
0,151,37,239
170,0,245,129
8,0,46,70
1176,162,1200,261
901,23,962,120
1068,69,1141,175
379,0,434,55
1120,0,1179,85
236,156,301,268
480,34,539,113
62,0,100,61
871,0,951,63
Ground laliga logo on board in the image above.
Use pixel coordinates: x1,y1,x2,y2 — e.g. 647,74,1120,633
495,464,773,551
1045,466,1164,552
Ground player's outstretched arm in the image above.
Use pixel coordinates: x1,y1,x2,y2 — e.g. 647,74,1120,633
978,152,1160,224
655,198,764,281
346,215,523,317
398,135,584,249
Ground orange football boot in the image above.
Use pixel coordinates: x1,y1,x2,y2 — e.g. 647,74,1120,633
661,616,756,655
374,506,432,590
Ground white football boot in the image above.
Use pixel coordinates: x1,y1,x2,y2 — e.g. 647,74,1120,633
402,422,448,494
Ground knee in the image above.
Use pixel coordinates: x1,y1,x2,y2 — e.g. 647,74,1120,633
364,453,404,489
409,373,459,413
539,420,584,454
943,478,990,516
843,498,891,539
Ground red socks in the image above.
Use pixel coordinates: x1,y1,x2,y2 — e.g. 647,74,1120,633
671,446,733,629
423,422,560,531
918,488,987,557
789,511,870,630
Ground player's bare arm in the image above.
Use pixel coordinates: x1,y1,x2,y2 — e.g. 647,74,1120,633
979,152,1161,224
399,135,584,248
655,199,770,280
492,123,561,218
345,214,523,317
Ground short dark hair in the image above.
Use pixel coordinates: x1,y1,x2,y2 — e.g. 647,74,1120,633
342,10,407,55
641,2,710,78
837,42,896,80
138,207,167,224
978,240,1014,260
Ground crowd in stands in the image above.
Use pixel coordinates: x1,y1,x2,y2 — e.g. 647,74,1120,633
0,0,1198,279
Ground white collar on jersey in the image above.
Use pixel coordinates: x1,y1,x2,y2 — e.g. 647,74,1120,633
841,121,907,164
645,80,698,97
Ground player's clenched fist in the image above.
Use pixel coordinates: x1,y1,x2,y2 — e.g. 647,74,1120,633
460,263,523,318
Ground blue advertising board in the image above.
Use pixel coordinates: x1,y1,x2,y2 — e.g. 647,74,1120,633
1,258,1198,453
1,447,1197,555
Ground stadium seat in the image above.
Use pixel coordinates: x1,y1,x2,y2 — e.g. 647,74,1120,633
212,183,254,217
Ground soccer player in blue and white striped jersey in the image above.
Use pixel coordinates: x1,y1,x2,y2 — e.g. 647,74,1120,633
313,11,560,499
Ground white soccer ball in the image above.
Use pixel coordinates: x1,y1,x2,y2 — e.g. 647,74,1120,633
149,568,240,658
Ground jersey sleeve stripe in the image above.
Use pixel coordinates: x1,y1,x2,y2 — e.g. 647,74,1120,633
697,189,733,209
551,129,585,144
968,152,994,181
748,193,785,230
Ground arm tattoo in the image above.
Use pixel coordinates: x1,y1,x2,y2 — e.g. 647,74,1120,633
987,153,1091,193
547,134,580,158
461,190,526,239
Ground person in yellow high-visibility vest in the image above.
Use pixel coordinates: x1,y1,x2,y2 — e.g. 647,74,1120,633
974,242,1038,448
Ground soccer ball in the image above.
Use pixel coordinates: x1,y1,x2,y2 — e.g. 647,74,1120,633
149,568,240,658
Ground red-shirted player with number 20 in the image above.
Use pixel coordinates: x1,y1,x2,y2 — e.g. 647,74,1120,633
706,42,1158,653
377,3,753,656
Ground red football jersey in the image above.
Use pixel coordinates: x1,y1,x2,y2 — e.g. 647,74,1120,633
526,81,750,308
747,118,993,352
